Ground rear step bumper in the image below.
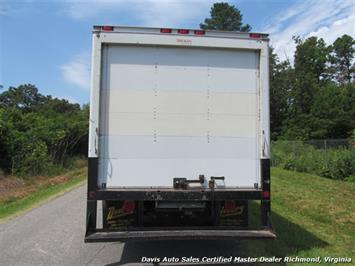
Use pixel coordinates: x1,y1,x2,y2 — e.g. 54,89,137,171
85,229,276,242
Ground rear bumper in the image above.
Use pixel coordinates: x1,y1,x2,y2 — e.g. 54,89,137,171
85,228,276,242
89,189,263,201
85,213,275,242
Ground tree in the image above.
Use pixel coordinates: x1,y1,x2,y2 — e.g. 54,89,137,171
269,48,294,139
279,35,355,140
329,34,355,85
310,83,354,139
280,36,331,139
0,85,89,176
293,36,329,82
39,97,80,114
292,36,329,114
200,2,251,31
0,84,47,112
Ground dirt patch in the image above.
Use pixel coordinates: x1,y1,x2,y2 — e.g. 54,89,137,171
0,177,26,191
0,174,72,202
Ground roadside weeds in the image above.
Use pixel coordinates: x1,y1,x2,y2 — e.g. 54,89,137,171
0,167,87,223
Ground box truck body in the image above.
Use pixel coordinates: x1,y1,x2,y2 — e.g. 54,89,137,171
85,26,275,241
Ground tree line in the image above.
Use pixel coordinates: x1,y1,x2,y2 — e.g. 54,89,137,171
270,35,354,140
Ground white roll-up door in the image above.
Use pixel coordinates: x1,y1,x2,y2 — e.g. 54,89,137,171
98,45,260,188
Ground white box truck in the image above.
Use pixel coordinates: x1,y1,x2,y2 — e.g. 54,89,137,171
85,25,275,241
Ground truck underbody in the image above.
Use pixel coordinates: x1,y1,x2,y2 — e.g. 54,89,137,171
85,158,275,242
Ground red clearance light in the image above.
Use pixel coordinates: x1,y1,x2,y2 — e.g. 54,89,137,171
160,28,172,33
194,30,205,35
122,201,135,213
262,191,270,198
178,29,189,34
102,26,114,31
250,33,262,39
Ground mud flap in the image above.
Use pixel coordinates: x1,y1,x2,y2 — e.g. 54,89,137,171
103,200,136,229
219,200,248,227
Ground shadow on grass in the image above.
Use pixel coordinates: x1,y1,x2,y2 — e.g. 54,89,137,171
240,201,329,260
106,202,328,266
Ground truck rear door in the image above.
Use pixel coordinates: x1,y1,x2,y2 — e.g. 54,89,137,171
98,45,260,189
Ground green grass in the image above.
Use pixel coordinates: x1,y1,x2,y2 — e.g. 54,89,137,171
0,167,86,223
243,168,355,265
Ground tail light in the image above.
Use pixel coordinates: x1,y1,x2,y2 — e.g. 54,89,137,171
262,191,270,198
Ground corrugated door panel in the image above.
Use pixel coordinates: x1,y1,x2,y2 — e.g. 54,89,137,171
105,45,257,69
107,65,155,91
99,158,257,187
209,92,257,115
99,136,256,159
102,111,256,137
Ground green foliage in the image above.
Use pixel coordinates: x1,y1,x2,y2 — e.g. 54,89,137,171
0,84,88,177
270,34,355,141
329,34,355,85
269,48,294,140
310,83,354,138
345,175,355,182
0,84,48,112
18,140,50,176
293,36,329,82
286,37,329,139
200,2,251,31
272,141,355,181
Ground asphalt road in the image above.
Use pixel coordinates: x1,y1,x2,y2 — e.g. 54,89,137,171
0,185,249,266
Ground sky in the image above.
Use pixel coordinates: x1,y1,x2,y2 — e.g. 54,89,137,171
0,0,354,104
